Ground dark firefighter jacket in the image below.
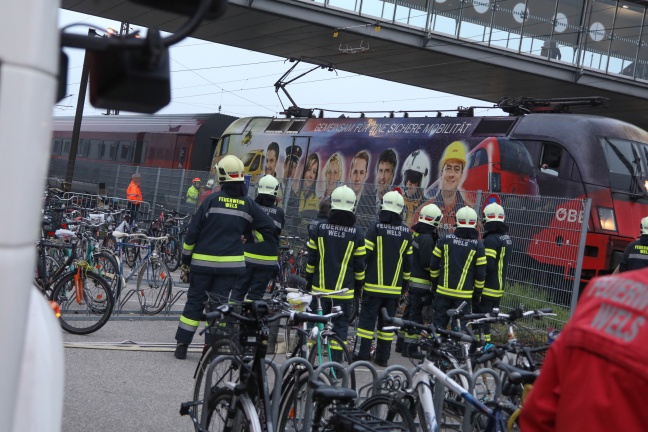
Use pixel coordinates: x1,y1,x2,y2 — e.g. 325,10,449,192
307,213,328,239
244,195,285,269
364,211,413,297
181,186,276,275
619,234,648,272
305,210,366,300
409,223,438,294
430,227,486,299
482,222,512,298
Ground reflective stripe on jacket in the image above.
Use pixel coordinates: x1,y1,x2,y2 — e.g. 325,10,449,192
181,190,276,275
483,231,512,298
244,204,285,268
306,222,366,299
409,231,435,293
430,232,486,298
364,222,413,297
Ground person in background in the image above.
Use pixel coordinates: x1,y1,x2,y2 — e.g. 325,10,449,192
183,177,201,214
473,202,512,343
305,185,365,361
198,179,215,205
126,173,143,228
429,206,486,330
292,153,320,235
174,156,276,360
617,216,648,273
354,190,412,367
231,175,285,302
520,269,648,431
395,203,443,359
401,150,430,226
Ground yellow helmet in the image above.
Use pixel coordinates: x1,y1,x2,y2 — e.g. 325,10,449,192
440,141,467,171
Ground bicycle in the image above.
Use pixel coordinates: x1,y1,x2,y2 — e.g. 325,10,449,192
181,300,335,432
35,229,114,335
111,230,173,314
378,307,509,432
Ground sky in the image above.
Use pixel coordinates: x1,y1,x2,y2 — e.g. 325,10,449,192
57,9,504,119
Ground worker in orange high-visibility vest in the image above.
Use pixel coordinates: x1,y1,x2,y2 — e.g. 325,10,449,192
126,173,143,227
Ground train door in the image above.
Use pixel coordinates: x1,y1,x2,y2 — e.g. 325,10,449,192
173,135,193,169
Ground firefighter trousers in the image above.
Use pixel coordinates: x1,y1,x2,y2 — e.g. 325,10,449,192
473,296,501,341
175,272,239,345
230,267,275,302
397,291,428,345
432,294,472,331
355,294,397,363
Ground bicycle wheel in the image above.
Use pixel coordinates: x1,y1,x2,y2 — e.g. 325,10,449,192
193,339,244,406
136,258,172,314
51,270,114,335
93,251,122,300
277,371,310,432
163,236,181,272
359,394,417,431
124,239,141,269
205,387,260,432
308,333,356,389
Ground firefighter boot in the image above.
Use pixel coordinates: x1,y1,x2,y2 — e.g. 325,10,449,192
395,335,404,353
353,337,372,362
174,343,189,360
401,342,424,360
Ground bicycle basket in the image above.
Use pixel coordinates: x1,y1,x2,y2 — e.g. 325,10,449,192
287,292,312,312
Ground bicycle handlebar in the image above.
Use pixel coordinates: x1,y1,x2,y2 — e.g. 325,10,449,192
380,307,476,344
202,302,335,325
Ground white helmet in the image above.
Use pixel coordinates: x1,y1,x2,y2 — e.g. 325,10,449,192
216,155,244,183
641,216,648,235
382,190,405,215
257,175,279,196
483,203,505,223
456,206,478,228
418,203,443,227
330,185,356,211
206,179,215,188
402,150,430,189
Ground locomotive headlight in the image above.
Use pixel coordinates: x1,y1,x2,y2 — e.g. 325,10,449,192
598,207,617,231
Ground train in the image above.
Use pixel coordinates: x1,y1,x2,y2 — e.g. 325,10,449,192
208,99,648,280
50,113,237,172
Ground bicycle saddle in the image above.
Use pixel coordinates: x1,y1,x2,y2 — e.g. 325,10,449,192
309,380,357,404
494,361,538,385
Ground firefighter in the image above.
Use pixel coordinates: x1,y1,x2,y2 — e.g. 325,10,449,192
305,185,366,361
174,155,276,360
473,202,512,343
429,206,486,331
126,173,143,227
618,216,648,272
354,190,413,367
230,175,285,302
307,196,331,239
395,203,443,359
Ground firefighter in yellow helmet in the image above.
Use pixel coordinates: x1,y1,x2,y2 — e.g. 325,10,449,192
422,140,468,232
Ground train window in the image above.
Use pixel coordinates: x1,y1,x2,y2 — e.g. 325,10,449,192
61,139,71,156
116,141,132,162
265,119,290,133
286,120,306,133
499,139,536,178
219,136,230,156
78,139,91,158
101,140,116,161
52,139,61,156
88,139,101,159
539,142,563,176
601,137,646,194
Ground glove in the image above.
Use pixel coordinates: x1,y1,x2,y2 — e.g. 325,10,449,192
509,308,524,321
304,275,313,292
180,264,190,284
401,280,409,295
472,290,482,306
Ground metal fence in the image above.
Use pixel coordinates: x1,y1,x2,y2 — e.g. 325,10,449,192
49,161,589,327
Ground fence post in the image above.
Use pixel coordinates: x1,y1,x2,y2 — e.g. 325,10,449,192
152,168,161,217
570,197,592,315
114,164,121,196
177,169,186,212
